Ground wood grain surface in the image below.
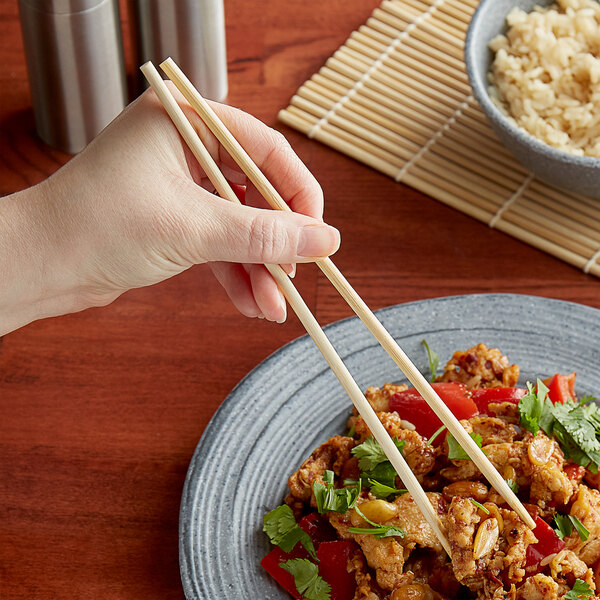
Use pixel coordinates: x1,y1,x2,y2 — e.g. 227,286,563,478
1,1,598,599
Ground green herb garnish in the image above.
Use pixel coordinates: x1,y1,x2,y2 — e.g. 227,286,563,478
506,478,519,494
351,436,405,472
554,514,590,542
313,470,361,515
368,479,407,500
348,505,405,539
446,432,483,461
263,505,316,559
564,579,594,600
279,559,331,600
518,380,549,435
427,425,447,446
422,339,439,382
469,499,489,513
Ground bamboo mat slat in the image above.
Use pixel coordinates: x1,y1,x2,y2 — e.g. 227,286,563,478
279,0,600,278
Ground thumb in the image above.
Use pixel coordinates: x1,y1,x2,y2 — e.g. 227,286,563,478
193,195,341,264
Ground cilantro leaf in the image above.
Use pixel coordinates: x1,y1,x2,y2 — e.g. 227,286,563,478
351,436,405,472
422,339,439,382
447,432,483,461
368,479,407,500
280,558,331,600
506,479,519,494
263,505,316,559
348,505,405,539
517,377,600,473
553,514,590,542
364,461,397,489
564,578,594,600
313,470,361,515
571,515,590,542
519,380,549,435
553,401,600,455
554,513,573,540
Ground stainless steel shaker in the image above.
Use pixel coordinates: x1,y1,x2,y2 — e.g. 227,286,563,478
18,0,127,154
130,0,228,102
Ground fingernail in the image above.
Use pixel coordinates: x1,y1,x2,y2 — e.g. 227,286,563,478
277,293,287,324
257,314,265,319
289,265,296,279
298,225,340,258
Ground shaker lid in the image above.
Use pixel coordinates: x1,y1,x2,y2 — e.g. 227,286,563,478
19,0,111,14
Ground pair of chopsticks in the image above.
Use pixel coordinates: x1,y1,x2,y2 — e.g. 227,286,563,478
141,58,535,553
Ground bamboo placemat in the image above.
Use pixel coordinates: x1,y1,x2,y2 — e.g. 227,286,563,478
279,0,600,278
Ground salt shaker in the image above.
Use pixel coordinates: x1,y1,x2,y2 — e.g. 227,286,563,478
18,0,127,154
130,0,228,102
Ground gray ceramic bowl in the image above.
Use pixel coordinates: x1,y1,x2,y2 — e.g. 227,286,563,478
465,0,600,198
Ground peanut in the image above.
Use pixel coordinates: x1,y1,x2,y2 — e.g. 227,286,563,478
442,480,488,503
528,435,554,466
357,499,397,523
473,517,500,560
391,583,433,600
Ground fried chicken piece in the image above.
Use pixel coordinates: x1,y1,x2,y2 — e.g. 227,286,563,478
353,412,438,480
363,383,408,413
348,549,386,600
446,497,482,585
527,433,575,507
486,401,520,424
548,549,594,586
469,416,515,445
515,574,558,600
328,493,447,592
500,509,538,583
441,441,528,484
437,343,519,389
566,485,600,565
286,435,355,510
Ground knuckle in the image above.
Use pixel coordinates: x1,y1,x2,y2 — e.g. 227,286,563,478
247,213,289,262
263,131,293,167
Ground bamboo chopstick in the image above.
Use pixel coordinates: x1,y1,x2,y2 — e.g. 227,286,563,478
160,56,536,531
140,61,452,555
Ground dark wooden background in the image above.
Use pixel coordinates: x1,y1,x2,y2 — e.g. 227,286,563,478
1,1,598,598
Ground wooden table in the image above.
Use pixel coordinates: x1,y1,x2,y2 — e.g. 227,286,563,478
1,1,598,598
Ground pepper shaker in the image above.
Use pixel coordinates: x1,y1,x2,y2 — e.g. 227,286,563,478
130,0,228,102
18,0,127,154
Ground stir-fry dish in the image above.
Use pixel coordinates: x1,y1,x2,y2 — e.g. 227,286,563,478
261,344,600,600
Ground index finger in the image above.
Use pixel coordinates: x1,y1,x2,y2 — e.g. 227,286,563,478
205,101,324,220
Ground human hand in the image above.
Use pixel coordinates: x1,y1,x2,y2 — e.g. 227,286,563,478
0,86,340,334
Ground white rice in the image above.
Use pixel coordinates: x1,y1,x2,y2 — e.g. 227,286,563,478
488,0,600,157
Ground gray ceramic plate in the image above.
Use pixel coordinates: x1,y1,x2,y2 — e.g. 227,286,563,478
179,293,600,600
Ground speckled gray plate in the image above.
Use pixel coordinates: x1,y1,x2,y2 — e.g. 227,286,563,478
180,294,600,600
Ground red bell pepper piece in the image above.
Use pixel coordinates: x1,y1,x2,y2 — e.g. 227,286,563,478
317,540,357,600
543,372,577,404
261,544,308,598
471,387,526,415
262,513,348,598
388,382,478,438
299,512,338,546
525,517,565,573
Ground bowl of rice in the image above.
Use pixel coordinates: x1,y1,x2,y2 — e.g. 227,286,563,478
465,0,600,198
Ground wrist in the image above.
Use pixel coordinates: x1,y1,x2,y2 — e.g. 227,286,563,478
0,178,91,335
